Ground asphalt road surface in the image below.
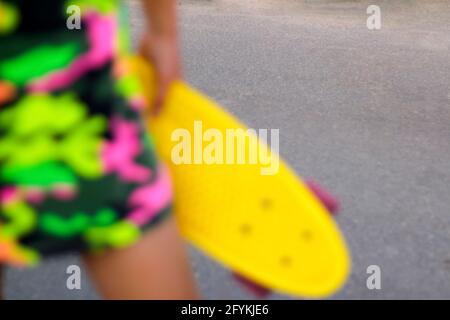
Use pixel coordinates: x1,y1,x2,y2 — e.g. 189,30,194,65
5,0,450,299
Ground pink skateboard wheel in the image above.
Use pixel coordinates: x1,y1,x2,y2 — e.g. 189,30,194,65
305,179,340,215
232,272,271,298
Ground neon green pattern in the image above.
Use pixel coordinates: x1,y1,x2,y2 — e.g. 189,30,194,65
84,221,140,250
1,161,77,189
1,200,37,238
0,43,83,86
0,94,106,178
0,1,19,35
40,208,117,238
65,0,119,14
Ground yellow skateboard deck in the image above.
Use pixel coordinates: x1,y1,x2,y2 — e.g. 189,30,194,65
132,56,350,298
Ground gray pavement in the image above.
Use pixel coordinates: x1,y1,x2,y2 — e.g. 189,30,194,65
5,0,450,299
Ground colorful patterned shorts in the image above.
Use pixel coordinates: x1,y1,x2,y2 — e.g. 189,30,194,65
0,0,173,266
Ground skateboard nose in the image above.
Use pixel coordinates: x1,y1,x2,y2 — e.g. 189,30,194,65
305,179,340,215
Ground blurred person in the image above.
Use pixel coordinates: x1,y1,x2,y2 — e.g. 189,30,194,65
0,0,199,299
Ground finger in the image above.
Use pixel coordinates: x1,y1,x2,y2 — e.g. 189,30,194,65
152,83,168,116
139,37,149,58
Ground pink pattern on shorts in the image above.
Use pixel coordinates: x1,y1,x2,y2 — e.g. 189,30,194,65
0,187,19,204
102,117,151,183
29,12,117,92
126,166,172,226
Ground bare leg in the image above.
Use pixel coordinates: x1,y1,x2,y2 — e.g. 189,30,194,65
82,217,200,299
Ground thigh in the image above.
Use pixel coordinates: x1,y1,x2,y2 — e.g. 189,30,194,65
82,216,200,300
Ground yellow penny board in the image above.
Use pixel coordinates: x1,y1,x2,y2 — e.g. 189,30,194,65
132,56,350,298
